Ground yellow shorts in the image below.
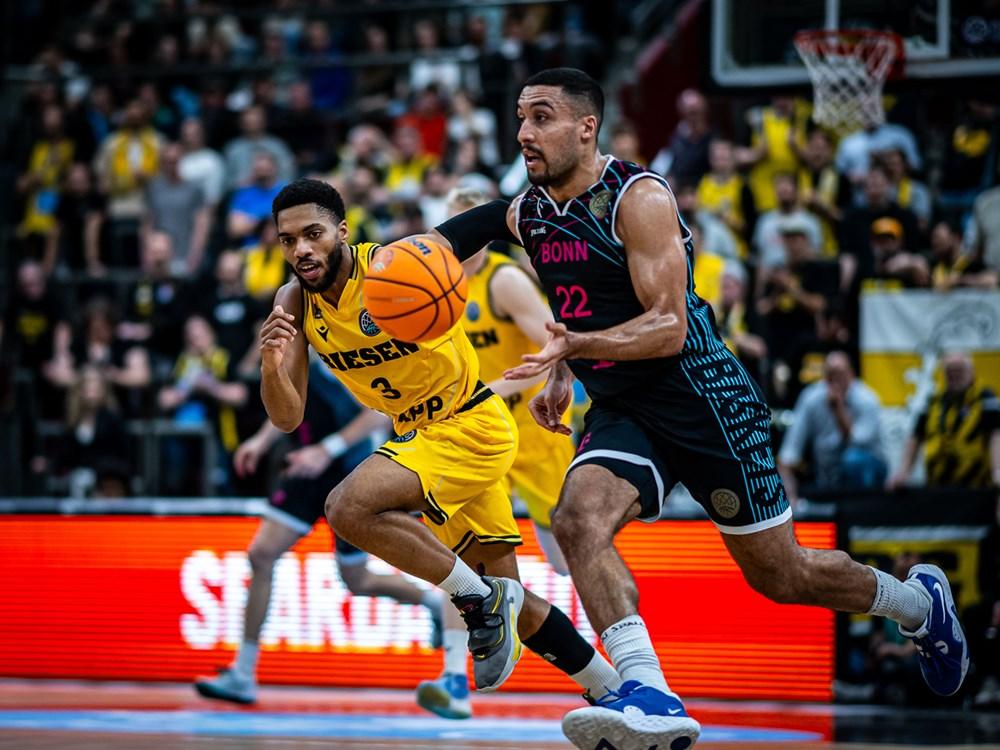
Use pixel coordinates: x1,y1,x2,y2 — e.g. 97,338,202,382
375,393,521,555
506,414,574,528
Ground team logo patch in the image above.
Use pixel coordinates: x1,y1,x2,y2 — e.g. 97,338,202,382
358,309,381,336
711,488,741,519
589,189,613,220
371,248,393,272
465,301,480,322
392,430,417,443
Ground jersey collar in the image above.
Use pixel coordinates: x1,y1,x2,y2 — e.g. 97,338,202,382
536,154,614,217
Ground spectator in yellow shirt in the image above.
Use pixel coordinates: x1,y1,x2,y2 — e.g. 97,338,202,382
696,139,755,258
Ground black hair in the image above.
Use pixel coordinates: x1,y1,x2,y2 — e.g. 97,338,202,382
82,296,121,327
934,217,962,235
806,122,833,141
272,178,346,225
867,163,890,180
522,67,604,131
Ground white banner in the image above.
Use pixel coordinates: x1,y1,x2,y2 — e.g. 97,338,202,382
859,290,1000,408
861,290,1000,353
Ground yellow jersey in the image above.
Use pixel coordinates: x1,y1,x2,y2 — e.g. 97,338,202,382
18,138,74,236
747,105,807,213
692,250,726,309
244,242,287,299
797,166,841,258
302,242,480,432
696,173,748,259
461,252,545,419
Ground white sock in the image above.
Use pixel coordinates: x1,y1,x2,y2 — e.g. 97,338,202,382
437,556,491,599
569,650,623,699
442,628,468,676
601,615,674,696
232,640,259,679
867,566,930,631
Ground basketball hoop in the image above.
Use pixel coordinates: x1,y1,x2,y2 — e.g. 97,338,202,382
794,29,903,132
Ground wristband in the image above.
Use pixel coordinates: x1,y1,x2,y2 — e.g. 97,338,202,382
321,433,348,459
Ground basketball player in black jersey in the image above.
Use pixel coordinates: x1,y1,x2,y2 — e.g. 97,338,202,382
420,68,968,750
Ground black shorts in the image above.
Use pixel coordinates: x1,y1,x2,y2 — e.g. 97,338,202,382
569,346,791,533
264,457,367,563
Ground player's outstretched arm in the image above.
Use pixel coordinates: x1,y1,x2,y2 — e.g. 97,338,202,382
233,419,283,478
486,263,552,398
285,408,391,479
428,198,521,264
260,281,309,432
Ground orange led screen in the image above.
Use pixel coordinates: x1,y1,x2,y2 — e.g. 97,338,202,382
0,516,835,700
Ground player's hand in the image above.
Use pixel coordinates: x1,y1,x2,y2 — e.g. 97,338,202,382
191,371,218,395
260,305,296,370
283,444,332,479
528,371,573,436
234,435,268,478
504,322,572,380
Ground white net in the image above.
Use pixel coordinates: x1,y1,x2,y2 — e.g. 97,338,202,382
795,31,900,132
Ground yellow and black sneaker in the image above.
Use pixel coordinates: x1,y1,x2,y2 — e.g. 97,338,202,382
452,576,525,692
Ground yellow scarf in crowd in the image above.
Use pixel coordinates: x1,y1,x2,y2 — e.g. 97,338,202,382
107,128,159,194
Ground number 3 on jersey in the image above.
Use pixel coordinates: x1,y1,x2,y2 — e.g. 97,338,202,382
371,376,401,400
555,285,592,319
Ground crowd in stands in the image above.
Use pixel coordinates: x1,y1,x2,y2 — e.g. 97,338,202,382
1,1,998,507
658,90,1000,509
0,1,612,497
0,0,998,711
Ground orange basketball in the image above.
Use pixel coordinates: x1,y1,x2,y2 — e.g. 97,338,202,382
362,238,468,342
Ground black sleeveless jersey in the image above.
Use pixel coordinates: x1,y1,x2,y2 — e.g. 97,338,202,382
516,157,724,398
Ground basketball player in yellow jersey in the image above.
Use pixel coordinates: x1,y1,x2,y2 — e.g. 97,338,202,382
416,187,574,720
262,179,622,703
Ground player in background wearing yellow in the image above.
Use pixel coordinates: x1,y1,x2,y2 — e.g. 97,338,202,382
261,179,621,703
416,187,573,719
450,186,573,572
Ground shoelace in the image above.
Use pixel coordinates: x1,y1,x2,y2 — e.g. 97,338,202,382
452,593,504,657
585,681,639,707
585,690,620,707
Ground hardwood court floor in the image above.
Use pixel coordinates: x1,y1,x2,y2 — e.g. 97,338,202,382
0,680,995,749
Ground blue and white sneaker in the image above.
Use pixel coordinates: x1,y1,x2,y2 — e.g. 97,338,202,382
562,680,700,750
899,564,969,696
416,673,472,719
194,667,257,705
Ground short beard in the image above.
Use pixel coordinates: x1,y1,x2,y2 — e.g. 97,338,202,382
294,241,342,294
527,155,575,188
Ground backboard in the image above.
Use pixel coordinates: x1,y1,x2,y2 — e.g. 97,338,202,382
711,0,1000,87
